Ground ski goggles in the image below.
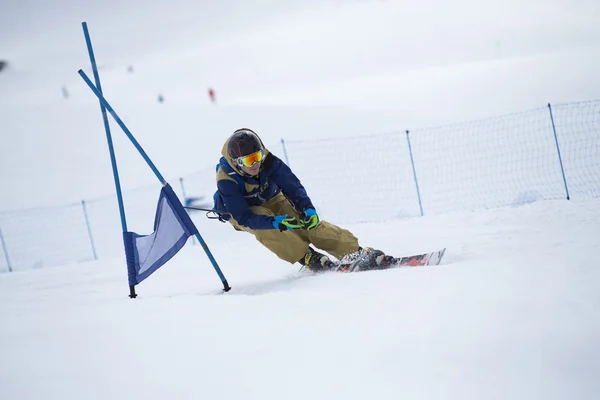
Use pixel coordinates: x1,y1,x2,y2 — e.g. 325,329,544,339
235,150,264,167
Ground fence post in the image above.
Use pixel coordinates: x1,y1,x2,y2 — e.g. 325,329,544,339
179,177,196,246
547,103,571,200
81,200,98,260
281,138,291,166
406,130,424,217
0,224,12,272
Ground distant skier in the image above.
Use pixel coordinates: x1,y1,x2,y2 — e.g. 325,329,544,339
213,128,396,272
208,88,216,104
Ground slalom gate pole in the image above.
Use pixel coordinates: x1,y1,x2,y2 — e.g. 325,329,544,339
77,62,230,292
81,22,135,297
179,178,197,245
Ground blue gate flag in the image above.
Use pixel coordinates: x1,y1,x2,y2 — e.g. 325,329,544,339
124,184,198,286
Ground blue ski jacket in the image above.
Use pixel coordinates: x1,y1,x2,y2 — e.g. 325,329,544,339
214,132,314,230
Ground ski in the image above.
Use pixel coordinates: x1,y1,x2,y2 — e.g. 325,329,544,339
393,248,446,267
334,248,446,273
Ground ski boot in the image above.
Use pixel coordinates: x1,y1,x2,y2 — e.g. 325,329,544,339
337,247,392,272
300,248,337,273
375,253,397,268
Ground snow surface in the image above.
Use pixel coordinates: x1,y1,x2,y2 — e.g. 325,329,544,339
1,200,599,400
1,1,599,399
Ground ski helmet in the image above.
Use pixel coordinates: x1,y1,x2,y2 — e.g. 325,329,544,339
227,128,263,159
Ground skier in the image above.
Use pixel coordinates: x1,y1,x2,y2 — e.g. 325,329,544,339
213,128,394,272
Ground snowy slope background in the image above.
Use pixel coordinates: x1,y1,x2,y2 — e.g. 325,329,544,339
1,1,600,399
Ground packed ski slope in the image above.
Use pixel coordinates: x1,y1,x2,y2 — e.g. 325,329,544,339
1,199,599,400
1,0,600,399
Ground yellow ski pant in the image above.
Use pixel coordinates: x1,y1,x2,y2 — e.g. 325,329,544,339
229,193,359,264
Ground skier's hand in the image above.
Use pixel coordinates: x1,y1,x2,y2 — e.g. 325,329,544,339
273,215,303,231
302,208,319,230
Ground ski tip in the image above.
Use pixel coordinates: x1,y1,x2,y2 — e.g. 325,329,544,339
436,248,447,265
426,248,447,266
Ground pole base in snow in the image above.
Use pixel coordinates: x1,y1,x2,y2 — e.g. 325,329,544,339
129,285,137,299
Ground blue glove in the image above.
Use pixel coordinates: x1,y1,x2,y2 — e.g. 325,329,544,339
302,208,319,230
273,215,303,231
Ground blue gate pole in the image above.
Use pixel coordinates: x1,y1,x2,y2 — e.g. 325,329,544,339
82,22,134,297
179,177,196,246
79,70,166,184
82,22,129,232
81,200,98,260
406,130,424,217
0,224,12,273
281,138,291,166
547,103,571,200
78,68,229,291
